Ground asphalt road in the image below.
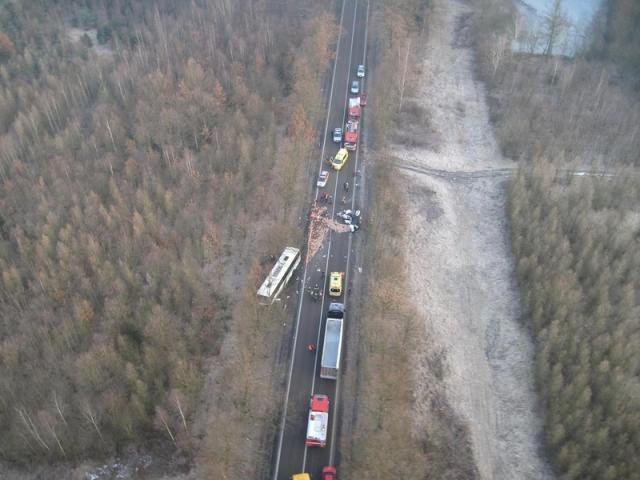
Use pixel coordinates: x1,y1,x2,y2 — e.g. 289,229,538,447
272,0,368,478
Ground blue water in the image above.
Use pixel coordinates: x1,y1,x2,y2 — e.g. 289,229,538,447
521,0,602,26
514,0,603,55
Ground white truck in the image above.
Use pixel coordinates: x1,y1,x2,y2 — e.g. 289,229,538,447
320,303,344,380
348,96,361,119
343,119,359,151
306,394,330,447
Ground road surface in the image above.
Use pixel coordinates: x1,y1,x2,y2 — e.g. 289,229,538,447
272,0,368,478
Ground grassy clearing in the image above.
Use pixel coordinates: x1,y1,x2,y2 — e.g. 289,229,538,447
339,1,477,478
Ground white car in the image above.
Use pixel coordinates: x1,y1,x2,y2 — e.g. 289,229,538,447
350,80,360,94
317,170,330,187
332,127,343,143
357,64,365,78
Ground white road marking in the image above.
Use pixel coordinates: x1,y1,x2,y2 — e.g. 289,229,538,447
272,0,347,478
302,0,361,472
328,0,370,467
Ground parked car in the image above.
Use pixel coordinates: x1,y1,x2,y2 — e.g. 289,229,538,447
317,170,329,188
332,127,343,143
357,64,365,78
350,80,359,94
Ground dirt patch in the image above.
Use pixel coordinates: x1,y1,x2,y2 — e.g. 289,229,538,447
408,183,444,221
67,28,112,57
396,0,553,479
392,101,441,149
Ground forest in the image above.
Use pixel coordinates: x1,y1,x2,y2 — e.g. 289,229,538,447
473,0,640,478
509,167,640,479
0,0,332,468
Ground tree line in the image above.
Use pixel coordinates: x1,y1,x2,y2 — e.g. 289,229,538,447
0,0,333,466
473,0,640,166
509,166,640,479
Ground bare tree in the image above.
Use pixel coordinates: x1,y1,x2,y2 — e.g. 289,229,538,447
490,34,509,75
543,0,570,56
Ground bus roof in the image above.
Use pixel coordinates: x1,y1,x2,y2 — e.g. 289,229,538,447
257,247,300,301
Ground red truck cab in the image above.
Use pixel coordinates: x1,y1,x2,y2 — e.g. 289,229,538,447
322,465,337,480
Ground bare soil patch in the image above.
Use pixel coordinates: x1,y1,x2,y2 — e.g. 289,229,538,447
396,1,553,478
391,102,440,149
66,28,112,57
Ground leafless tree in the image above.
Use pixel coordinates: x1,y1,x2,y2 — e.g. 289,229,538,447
543,0,570,56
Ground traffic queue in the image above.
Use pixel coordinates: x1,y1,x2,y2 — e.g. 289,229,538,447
290,64,367,480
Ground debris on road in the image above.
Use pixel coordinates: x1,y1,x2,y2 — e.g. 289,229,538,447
306,204,354,263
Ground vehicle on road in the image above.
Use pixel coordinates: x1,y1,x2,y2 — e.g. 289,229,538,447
350,80,360,94
344,119,359,150
321,303,344,380
332,127,343,143
331,148,349,171
348,97,361,119
329,272,344,297
291,474,311,480
331,148,349,170
360,91,367,106
323,466,337,480
306,394,330,447
336,209,360,225
357,64,365,78
257,247,301,305
317,170,329,187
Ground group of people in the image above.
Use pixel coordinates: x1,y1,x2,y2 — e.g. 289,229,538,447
319,192,333,204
